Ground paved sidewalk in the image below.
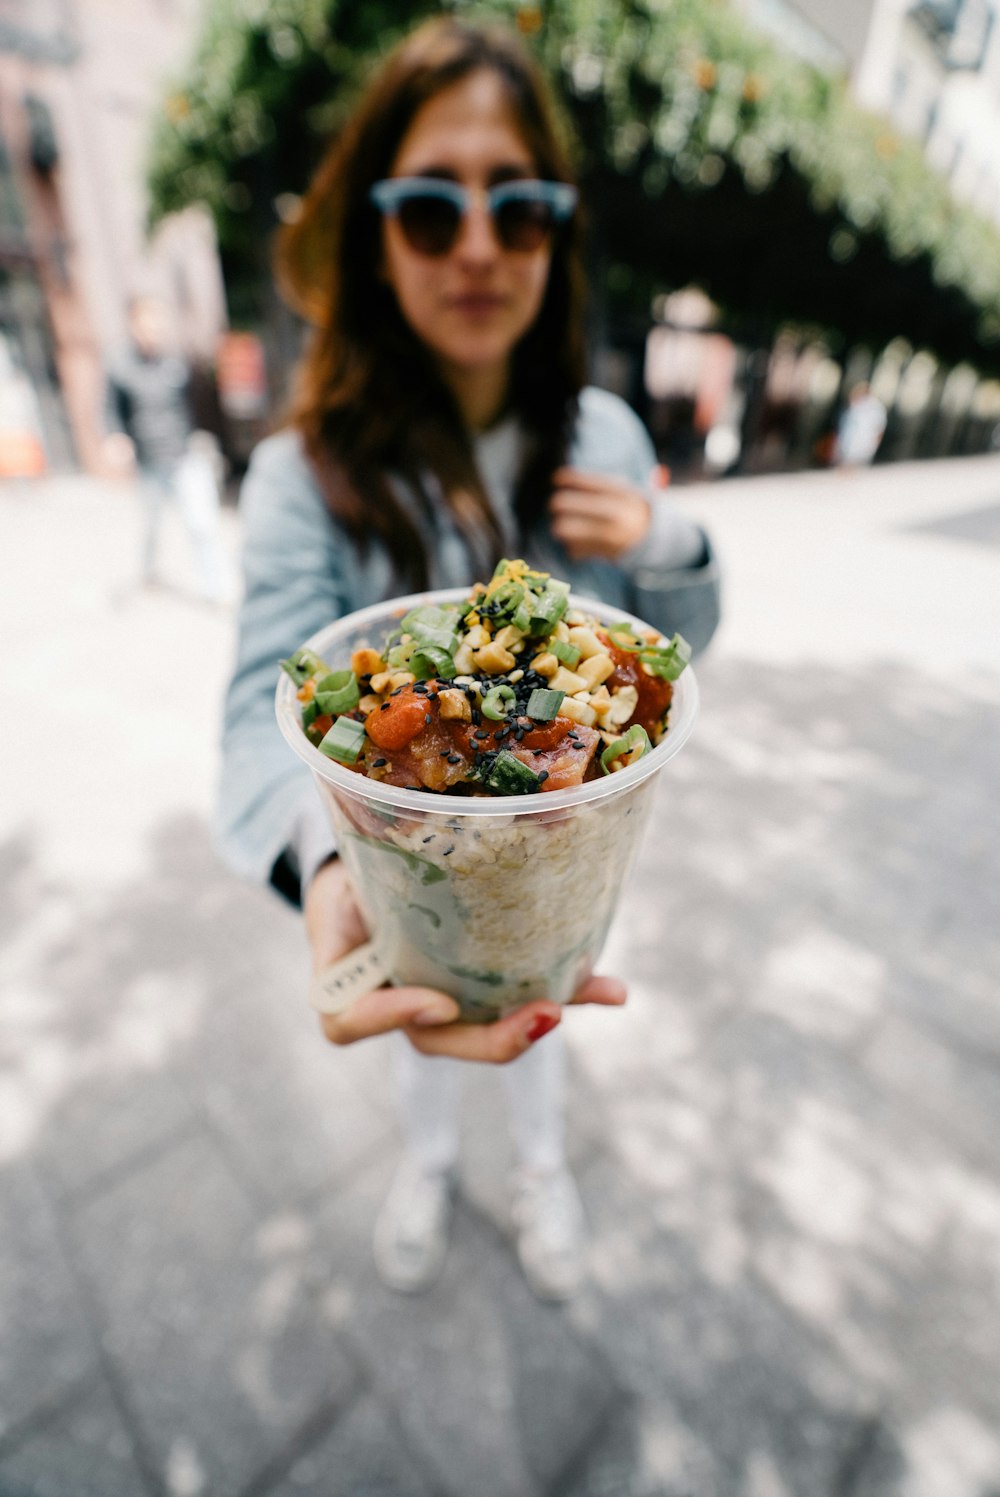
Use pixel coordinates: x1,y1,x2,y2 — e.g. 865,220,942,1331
1,457,998,1497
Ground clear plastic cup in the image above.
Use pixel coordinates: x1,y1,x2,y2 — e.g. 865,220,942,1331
275,588,698,1021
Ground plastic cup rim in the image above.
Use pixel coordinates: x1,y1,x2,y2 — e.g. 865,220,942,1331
274,587,699,818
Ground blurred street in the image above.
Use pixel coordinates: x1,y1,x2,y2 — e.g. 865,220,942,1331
1,455,999,1497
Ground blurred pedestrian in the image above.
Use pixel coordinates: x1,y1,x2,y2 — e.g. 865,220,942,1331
104,295,232,601
218,17,720,1300
834,382,887,468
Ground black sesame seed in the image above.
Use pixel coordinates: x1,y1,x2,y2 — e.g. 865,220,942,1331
422,835,434,843
447,754,460,764
414,683,428,694
373,757,387,767
537,770,550,782
439,750,451,757
380,702,391,711
443,848,453,856
424,714,432,725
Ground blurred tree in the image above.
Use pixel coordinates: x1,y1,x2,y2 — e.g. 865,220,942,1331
147,0,1000,374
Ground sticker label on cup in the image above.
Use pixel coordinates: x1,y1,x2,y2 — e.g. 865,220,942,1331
310,940,390,1015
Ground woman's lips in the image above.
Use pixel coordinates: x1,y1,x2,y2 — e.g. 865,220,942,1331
447,293,507,316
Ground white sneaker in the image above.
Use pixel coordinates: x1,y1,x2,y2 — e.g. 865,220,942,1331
511,1166,587,1302
373,1160,455,1293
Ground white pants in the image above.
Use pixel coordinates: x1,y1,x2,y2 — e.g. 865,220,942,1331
140,452,230,600
390,1026,567,1176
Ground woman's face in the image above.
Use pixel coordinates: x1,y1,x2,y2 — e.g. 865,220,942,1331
380,70,553,408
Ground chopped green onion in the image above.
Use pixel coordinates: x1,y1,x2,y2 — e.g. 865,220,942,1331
481,684,516,721
480,579,524,621
410,645,457,680
400,605,461,655
301,698,318,730
485,749,541,794
386,641,414,670
637,633,692,681
318,716,367,765
550,639,581,668
512,599,532,633
605,621,646,653
600,724,652,774
528,587,568,635
315,670,360,715
606,623,691,681
525,688,565,721
279,648,326,686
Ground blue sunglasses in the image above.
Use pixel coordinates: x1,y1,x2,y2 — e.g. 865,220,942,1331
369,177,578,256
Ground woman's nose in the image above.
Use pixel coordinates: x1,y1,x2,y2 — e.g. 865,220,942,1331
454,192,500,262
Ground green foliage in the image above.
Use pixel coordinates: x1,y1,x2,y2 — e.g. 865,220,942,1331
147,0,1000,364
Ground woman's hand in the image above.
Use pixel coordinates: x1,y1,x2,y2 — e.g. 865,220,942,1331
548,465,663,562
304,857,626,1063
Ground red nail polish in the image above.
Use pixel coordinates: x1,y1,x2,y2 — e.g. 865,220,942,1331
525,1013,560,1043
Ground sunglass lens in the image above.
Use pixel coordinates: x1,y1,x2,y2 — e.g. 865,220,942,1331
496,200,555,252
397,195,461,256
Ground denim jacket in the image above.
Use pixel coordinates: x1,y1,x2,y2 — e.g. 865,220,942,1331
217,387,720,900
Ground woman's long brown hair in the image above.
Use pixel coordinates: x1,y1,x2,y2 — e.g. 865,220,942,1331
276,17,587,592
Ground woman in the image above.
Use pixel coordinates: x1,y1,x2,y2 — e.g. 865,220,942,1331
219,17,719,1300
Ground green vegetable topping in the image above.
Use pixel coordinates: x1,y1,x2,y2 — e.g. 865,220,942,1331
318,715,367,765
386,641,414,670
528,587,568,636
400,604,461,657
606,622,646,652
512,598,532,633
301,698,319,730
315,670,360,715
410,645,457,681
280,648,326,686
481,684,516,721
600,724,652,774
550,639,581,668
606,622,691,681
525,687,565,721
484,749,541,794
638,634,692,681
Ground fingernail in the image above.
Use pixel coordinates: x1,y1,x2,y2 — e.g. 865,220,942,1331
412,999,460,1027
525,1012,561,1043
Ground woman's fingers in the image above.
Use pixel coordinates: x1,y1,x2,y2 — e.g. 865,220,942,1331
404,1002,563,1062
551,466,634,494
549,474,651,559
321,972,625,1054
322,986,562,1061
320,985,461,1046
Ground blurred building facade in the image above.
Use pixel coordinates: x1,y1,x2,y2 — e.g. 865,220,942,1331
737,0,1000,226
0,0,225,475
644,0,1000,478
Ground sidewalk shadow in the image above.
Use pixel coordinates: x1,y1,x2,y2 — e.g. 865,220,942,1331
4,645,999,1494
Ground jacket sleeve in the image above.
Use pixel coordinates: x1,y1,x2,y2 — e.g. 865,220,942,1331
573,388,722,656
216,435,348,900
